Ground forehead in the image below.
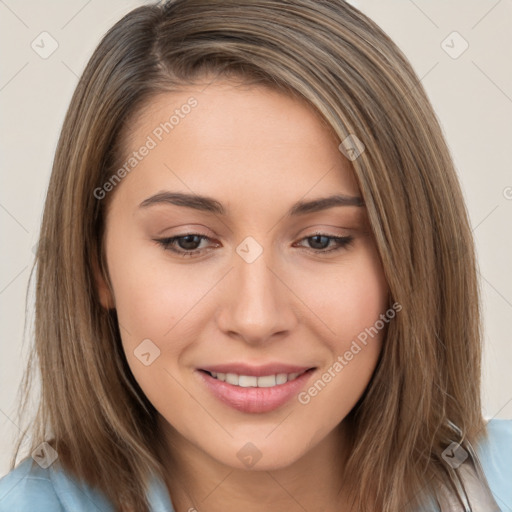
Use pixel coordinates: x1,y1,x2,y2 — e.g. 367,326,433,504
113,80,362,212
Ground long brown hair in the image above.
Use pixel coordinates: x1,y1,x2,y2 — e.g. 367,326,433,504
12,1,484,510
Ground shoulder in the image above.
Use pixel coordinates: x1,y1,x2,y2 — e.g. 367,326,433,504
477,418,512,511
0,458,64,511
0,456,114,512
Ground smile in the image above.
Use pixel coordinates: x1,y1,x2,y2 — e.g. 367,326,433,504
204,372,304,388
205,370,308,388
196,368,317,413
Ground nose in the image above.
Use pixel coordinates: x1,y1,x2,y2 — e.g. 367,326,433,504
215,249,299,346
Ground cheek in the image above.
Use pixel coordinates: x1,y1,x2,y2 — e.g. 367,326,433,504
106,248,209,414
104,230,189,356
293,243,389,347
291,246,388,406
295,309,387,433
105,216,198,318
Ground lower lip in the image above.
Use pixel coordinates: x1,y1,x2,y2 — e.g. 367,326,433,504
196,368,316,413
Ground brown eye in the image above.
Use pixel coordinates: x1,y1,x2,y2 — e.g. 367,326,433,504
154,234,215,257
295,234,354,254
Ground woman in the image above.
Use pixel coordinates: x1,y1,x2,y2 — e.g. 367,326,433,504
0,1,510,511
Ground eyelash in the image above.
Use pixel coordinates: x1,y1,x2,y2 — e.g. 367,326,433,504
154,232,354,258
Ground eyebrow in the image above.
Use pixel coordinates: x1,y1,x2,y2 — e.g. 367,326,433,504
139,191,364,216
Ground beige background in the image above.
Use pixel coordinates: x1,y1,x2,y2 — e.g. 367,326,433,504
1,0,511,476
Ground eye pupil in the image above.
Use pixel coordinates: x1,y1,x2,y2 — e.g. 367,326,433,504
178,235,202,250
309,235,329,249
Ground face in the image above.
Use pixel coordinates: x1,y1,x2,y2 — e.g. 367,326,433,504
97,79,390,472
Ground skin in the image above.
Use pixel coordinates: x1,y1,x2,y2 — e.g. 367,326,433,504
96,79,389,512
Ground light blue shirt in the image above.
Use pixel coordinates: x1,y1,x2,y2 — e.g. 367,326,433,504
1,419,511,511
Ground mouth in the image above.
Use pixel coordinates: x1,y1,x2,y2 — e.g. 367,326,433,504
196,366,317,413
199,368,311,388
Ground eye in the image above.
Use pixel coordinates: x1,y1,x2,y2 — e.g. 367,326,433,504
294,233,354,254
153,232,354,258
154,234,216,257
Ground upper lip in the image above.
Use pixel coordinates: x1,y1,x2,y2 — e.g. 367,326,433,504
199,363,315,377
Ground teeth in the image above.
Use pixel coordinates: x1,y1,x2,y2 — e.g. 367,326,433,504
239,375,258,387
208,370,305,387
226,373,238,385
257,375,277,387
276,373,289,384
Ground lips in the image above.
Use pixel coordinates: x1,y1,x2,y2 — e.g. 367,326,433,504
195,362,317,413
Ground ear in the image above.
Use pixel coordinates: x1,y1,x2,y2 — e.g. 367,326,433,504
93,257,115,310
